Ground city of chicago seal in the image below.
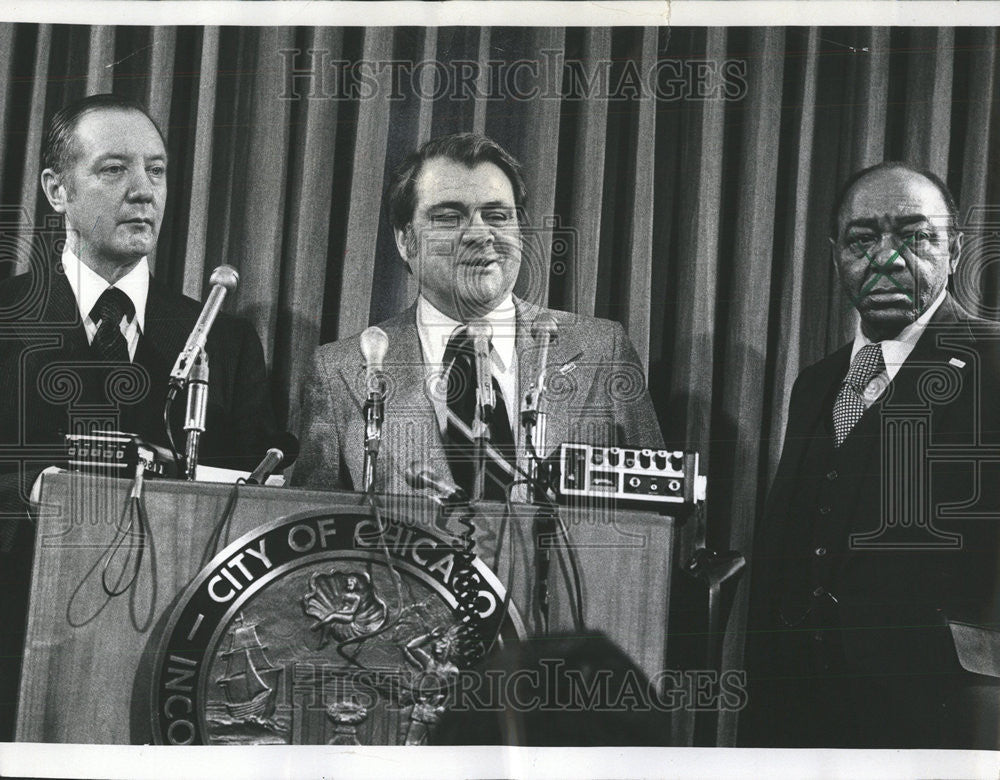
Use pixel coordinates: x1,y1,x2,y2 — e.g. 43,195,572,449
152,509,523,745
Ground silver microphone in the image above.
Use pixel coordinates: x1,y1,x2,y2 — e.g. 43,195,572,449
466,320,494,419
528,313,558,413
183,352,209,480
169,265,239,391
360,326,389,493
523,314,558,501
246,433,300,485
360,326,389,394
404,461,468,503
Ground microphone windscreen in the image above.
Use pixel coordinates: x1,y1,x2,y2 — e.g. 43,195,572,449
268,431,301,469
466,319,493,344
208,264,240,290
466,320,492,338
531,313,558,341
404,460,466,501
404,461,431,491
360,326,389,371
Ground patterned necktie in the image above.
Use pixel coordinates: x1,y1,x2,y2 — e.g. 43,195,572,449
832,342,884,447
90,287,135,363
442,329,515,499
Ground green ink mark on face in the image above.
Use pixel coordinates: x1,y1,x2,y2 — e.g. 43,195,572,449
841,234,916,313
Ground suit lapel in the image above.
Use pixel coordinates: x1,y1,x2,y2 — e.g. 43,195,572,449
38,268,90,355
138,282,190,371
778,345,850,474
344,305,447,488
513,299,583,458
879,294,975,415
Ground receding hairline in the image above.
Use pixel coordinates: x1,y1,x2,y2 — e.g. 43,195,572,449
53,105,166,173
410,157,517,207
835,167,954,235
412,155,518,189
831,162,957,239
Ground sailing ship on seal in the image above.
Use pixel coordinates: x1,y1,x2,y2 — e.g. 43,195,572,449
216,613,282,721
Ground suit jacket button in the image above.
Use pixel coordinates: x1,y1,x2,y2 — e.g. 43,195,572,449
826,469,838,481
814,547,827,557
818,505,831,515
812,632,823,642
813,586,826,597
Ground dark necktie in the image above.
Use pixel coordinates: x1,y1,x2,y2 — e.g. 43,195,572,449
832,342,885,446
90,287,135,364
442,329,515,500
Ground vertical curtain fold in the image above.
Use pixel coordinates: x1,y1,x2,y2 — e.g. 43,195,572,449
566,27,611,318
669,27,726,462
0,25,15,192
849,27,890,171
279,27,343,431
234,26,294,363
767,27,819,485
181,27,219,299
14,24,51,277
85,26,114,94
904,27,954,177
339,27,393,339
516,27,565,308
623,27,658,372
471,27,490,135
960,28,997,219
715,26,785,746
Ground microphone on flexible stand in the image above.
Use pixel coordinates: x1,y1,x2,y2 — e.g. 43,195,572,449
183,352,209,481
522,313,558,502
360,326,389,494
466,320,494,502
404,461,468,505
246,433,301,485
405,460,473,552
165,265,238,472
168,265,239,397
521,314,558,634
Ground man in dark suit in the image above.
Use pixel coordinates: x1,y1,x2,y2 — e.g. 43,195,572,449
294,133,662,496
0,94,275,739
744,162,1000,749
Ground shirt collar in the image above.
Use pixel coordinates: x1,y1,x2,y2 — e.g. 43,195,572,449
415,294,517,372
850,286,948,378
61,249,149,332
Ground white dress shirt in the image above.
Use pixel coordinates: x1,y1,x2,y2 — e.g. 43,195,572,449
849,287,947,408
61,250,149,361
415,294,519,436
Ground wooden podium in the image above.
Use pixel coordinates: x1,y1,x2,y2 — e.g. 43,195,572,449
15,471,677,744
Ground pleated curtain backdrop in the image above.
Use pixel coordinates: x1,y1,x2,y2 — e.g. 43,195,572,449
0,24,998,745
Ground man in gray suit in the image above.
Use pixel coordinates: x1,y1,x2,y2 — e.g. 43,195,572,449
294,133,662,497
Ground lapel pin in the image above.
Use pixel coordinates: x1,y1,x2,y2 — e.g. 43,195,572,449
559,350,583,374
948,357,966,369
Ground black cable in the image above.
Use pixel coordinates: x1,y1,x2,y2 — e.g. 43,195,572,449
162,390,181,473
482,478,522,656
199,481,243,569
553,507,586,632
101,489,147,598
532,485,586,632
364,483,406,621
